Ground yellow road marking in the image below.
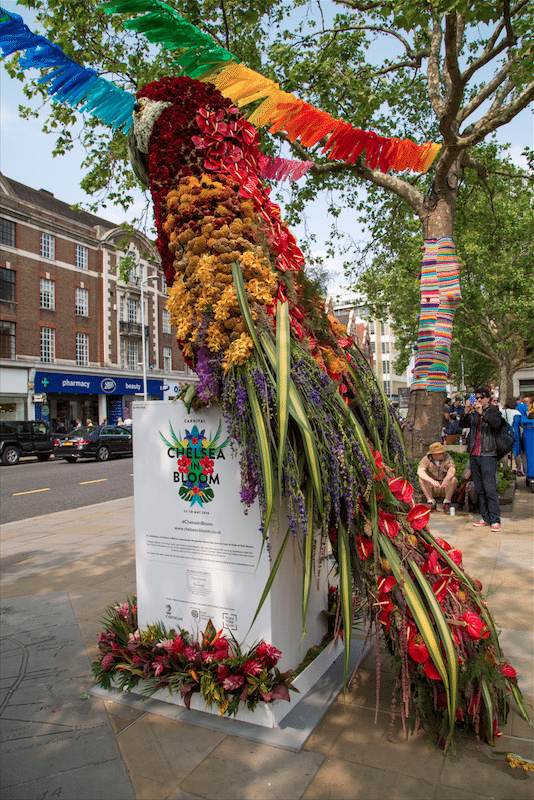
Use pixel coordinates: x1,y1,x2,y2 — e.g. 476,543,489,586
13,487,51,496
79,479,108,485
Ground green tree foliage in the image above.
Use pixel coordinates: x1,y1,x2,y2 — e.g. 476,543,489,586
357,145,534,397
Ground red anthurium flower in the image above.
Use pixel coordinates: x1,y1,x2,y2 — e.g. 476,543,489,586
499,662,517,678
421,551,440,574
328,526,338,543
423,536,452,553
378,576,397,594
436,693,464,720
432,576,449,603
372,451,386,480
378,511,400,539
388,476,414,504
356,534,373,559
407,504,431,530
473,579,483,591
447,548,463,567
462,611,490,639
423,657,442,680
378,601,393,632
408,632,430,663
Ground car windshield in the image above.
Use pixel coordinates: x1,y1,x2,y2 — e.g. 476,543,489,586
66,426,93,439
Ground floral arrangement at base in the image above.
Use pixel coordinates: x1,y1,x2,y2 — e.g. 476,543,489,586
92,597,297,717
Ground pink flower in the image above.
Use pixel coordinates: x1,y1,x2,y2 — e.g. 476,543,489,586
388,477,414,504
101,654,115,670
184,645,198,661
114,603,130,618
242,659,263,676
221,673,245,691
256,642,282,667
152,655,168,676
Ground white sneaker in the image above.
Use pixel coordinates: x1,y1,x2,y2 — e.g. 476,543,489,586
490,522,502,532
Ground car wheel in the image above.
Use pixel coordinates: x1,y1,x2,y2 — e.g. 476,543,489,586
2,446,21,465
96,445,110,462
65,456,78,463
37,453,51,461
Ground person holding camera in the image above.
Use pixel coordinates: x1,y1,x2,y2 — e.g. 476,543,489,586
458,387,503,531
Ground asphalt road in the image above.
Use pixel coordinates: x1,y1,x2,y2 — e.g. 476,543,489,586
0,455,134,523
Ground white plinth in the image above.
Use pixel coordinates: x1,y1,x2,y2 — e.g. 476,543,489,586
132,401,335,726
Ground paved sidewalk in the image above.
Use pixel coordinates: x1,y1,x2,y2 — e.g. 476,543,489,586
1,485,533,800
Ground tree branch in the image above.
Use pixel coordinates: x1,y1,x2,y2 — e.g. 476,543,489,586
459,58,518,124
427,14,445,118
459,0,528,85
458,81,534,147
281,134,425,217
440,11,464,138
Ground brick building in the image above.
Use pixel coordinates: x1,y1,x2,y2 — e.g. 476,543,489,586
0,173,189,430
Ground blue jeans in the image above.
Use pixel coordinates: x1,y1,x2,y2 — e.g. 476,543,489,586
470,455,500,524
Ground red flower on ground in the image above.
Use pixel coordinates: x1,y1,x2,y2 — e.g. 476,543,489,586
407,504,431,530
388,476,414,504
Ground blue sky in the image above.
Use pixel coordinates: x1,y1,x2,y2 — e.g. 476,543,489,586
1,0,532,290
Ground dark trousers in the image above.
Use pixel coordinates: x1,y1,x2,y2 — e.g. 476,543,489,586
470,455,500,524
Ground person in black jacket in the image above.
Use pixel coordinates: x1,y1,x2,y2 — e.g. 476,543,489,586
459,387,503,531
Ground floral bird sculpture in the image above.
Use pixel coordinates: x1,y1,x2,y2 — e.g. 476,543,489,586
126,74,531,749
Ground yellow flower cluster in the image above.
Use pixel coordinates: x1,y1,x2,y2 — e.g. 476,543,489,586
165,175,278,370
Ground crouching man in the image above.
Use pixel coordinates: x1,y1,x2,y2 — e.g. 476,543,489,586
417,442,458,513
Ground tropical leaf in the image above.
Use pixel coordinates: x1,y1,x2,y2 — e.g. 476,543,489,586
480,677,495,745
159,430,177,450
301,482,315,644
231,261,262,353
338,523,353,687
245,376,275,532
379,538,455,736
182,383,197,413
276,299,291,482
249,527,291,630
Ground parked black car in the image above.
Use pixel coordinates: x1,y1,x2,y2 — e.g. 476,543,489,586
54,425,133,463
0,420,55,465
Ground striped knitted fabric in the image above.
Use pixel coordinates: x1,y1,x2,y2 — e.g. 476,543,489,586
412,237,461,392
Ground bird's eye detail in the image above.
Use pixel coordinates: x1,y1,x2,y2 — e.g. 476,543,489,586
133,100,142,114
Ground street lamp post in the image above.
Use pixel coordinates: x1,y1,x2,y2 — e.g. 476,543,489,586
140,275,159,402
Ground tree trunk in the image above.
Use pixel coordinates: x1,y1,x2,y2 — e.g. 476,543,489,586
404,390,445,461
498,362,514,402
406,168,459,462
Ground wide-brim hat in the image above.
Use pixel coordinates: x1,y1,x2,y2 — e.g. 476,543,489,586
428,442,446,456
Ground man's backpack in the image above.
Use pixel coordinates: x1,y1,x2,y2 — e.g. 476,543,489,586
495,418,515,459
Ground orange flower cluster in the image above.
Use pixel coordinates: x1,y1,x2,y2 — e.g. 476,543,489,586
165,174,278,370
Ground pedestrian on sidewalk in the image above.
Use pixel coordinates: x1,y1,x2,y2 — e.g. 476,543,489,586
417,442,458,513
459,387,503,531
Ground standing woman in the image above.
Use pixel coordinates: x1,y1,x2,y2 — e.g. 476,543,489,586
503,397,523,475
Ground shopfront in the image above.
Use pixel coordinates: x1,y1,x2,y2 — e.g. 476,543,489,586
0,367,29,420
34,371,163,431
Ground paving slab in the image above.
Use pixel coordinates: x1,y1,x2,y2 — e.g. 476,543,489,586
0,591,134,799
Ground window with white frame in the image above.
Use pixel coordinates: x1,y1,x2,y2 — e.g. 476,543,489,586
381,321,388,335
383,380,391,395
40,278,55,310
120,338,126,368
382,359,390,374
128,340,139,370
163,346,172,373
75,287,89,316
371,341,376,353
0,321,15,358
75,244,88,270
76,332,89,365
127,298,139,324
381,341,390,354
162,309,171,334
40,327,55,362
40,232,55,259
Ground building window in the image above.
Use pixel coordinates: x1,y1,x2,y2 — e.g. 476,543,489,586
381,321,388,335
0,266,16,302
75,244,88,269
40,327,55,362
0,321,15,358
128,340,139,370
381,341,390,354
163,346,172,373
0,218,16,247
162,308,171,334
383,380,391,395
40,278,55,310
75,287,89,316
371,341,376,353
76,332,89,366
40,232,55,260
382,360,390,374
369,320,375,334
127,298,139,324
